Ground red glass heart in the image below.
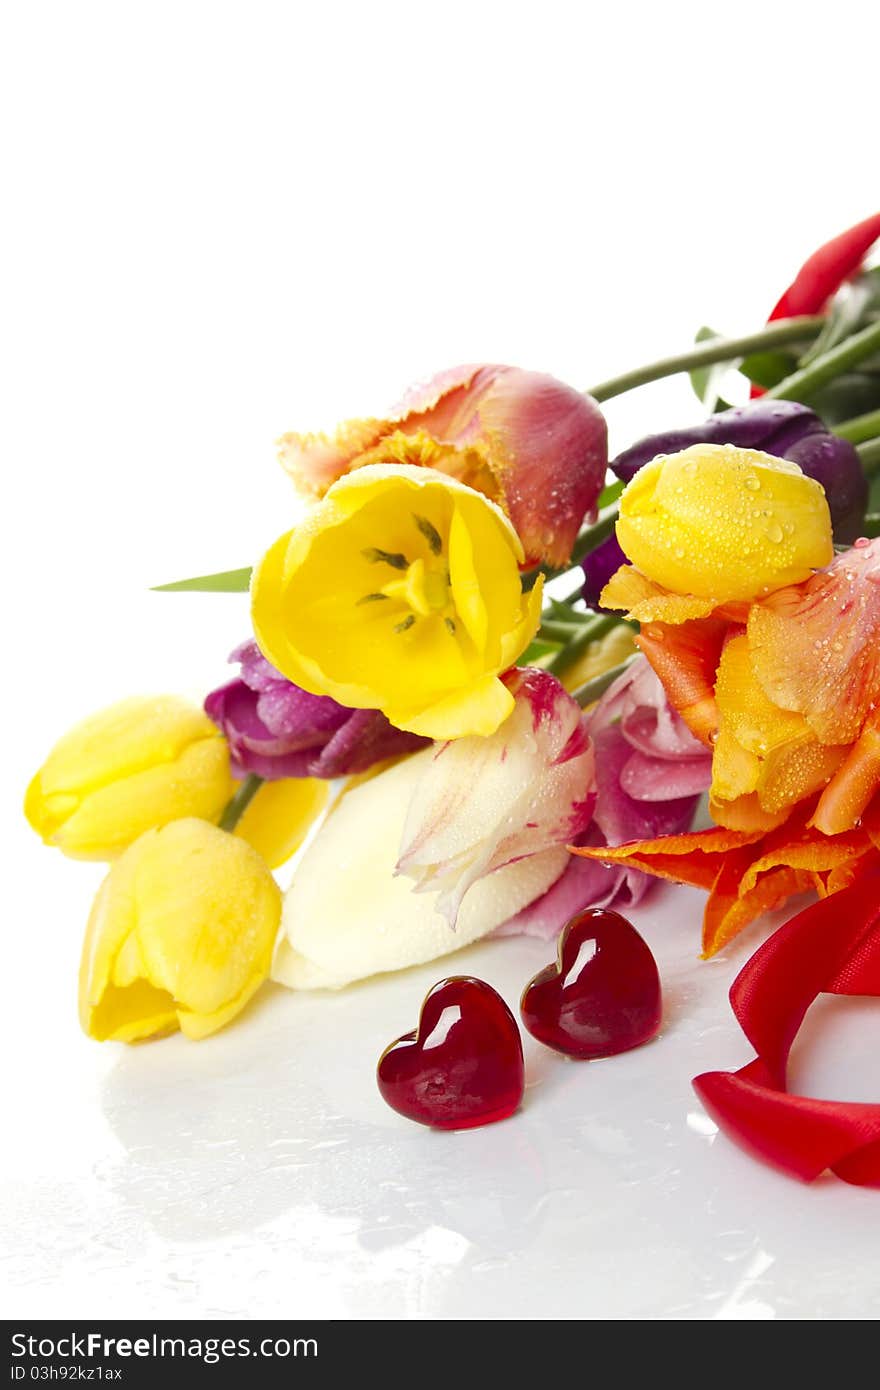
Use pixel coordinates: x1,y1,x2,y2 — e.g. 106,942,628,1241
520,908,662,1059
376,976,525,1129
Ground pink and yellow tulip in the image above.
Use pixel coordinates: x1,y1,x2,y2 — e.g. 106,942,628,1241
278,364,608,567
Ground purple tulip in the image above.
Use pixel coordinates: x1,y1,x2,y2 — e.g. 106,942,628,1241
583,401,868,608
205,641,427,780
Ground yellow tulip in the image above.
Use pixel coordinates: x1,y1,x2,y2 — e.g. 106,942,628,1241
79,818,281,1042
615,443,833,603
233,776,329,868
25,696,235,860
251,463,543,740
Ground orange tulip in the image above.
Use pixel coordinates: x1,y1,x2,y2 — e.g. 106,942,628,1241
571,798,880,957
604,540,880,837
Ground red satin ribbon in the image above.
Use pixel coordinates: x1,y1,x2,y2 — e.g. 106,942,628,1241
693,874,880,1185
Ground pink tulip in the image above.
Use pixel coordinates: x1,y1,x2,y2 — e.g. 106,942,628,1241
278,364,608,567
496,658,712,940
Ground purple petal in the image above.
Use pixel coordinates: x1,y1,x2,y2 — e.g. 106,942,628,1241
581,533,627,609
309,709,427,778
592,724,699,845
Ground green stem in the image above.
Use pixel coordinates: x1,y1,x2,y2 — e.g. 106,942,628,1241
537,617,588,642
545,613,624,677
586,317,824,404
218,774,264,831
571,654,639,708
858,513,880,538
765,319,880,403
857,437,880,479
836,409,880,445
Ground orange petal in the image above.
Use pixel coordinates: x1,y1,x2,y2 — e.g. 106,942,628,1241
825,847,880,895
711,632,847,821
569,823,763,892
600,565,719,624
708,791,791,833
748,541,880,745
810,716,880,834
635,616,728,745
740,818,868,894
702,863,812,957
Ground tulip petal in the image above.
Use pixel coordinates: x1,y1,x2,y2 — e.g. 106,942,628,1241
748,541,880,747
233,776,329,868
600,564,718,624
474,369,608,567
79,819,281,1042
569,823,764,893
252,464,540,740
614,445,833,604
397,668,594,924
274,751,569,989
634,617,728,745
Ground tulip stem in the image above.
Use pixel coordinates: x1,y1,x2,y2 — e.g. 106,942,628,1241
586,317,824,404
765,319,880,404
857,437,880,479
571,654,640,708
545,613,626,678
538,616,591,642
219,774,264,832
836,410,880,446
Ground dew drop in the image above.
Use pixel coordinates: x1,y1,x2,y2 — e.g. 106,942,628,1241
765,521,784,544
744,474,761,491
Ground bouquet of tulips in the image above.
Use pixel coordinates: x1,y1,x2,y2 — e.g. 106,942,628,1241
25,214,880,1179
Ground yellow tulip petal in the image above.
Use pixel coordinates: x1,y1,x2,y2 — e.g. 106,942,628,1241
251,463,537,740
390,674,515,739
79,819,281,1044
26,697,235,861
599,564,718,623
234,777,329,869
45,737,233,860
615,444,833,604
448,504,490,652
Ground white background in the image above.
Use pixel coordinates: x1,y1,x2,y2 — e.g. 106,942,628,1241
2,1,879,1321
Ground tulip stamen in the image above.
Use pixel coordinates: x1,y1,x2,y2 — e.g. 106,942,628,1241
445,617,456,635
356,592,391,605
363,547,409,570
395,615,416,634
414,514,443,556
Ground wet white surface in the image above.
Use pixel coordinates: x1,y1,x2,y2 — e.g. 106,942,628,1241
5,6,878,1322
5,854,879,1322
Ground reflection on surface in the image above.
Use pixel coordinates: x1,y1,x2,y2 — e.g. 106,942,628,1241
77,918,880,1319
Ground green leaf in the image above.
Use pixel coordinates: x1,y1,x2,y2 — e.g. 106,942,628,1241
738,349,798,390
520,639,560,664
689,326,735,412
152,566,253,593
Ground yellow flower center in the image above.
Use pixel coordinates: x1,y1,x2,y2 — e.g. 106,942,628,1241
361,514,456,635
